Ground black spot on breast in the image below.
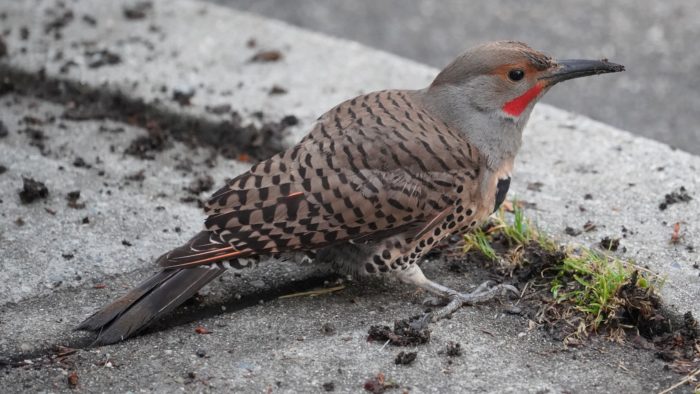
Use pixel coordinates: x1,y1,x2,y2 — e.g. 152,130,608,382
494,177,511,213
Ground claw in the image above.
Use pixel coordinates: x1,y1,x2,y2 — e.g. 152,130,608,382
471,280,495,294
410,312,434,330
431,282,520,321
397,266,519,323
502,284,520,297
422,296,448,307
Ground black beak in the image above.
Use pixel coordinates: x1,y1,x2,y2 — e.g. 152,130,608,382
541,59,625,84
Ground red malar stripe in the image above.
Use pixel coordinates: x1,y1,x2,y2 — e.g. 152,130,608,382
502,83,543,116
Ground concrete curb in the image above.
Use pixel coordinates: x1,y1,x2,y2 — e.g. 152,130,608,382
0,0,698,392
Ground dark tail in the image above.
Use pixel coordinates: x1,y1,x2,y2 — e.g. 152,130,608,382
78,264,226,345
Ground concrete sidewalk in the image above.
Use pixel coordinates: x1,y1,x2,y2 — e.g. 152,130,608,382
0,0,698,392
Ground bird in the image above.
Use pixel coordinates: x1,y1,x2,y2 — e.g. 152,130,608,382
78,41,624,344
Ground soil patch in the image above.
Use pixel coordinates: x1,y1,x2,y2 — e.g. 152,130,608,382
368,315,431,347
0,66,292,162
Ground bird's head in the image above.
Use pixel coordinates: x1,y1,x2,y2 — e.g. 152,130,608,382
430,41,624,121
424,41,624,167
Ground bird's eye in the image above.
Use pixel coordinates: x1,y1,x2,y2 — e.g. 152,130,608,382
508,69,525,81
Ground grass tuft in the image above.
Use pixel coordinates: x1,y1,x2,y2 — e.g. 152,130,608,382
551,248,656,331
463,199,664,336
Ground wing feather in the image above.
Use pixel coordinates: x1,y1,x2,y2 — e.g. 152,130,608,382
160,90,481,268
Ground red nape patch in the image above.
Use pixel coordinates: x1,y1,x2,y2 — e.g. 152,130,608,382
502,84,543,117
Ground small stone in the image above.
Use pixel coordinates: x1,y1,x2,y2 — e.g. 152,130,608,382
503,305,522,315
249,279,265,288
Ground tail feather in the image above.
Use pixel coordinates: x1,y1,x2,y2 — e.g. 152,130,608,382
78,264,226,345
77,270,179,331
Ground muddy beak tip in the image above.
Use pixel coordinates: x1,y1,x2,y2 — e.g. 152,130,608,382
543,58,625,84
598,59,626,73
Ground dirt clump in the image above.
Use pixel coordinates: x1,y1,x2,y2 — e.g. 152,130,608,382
599,236,620,251
66,190,85,209
186,175,215,195
72,157,90,168
0,120,8,137
445,341,463,357
21,127,48,155
269,85,287,95
0,36,7,58
123,2,153,20
205,104,231,115
394,351,417,365
125,123,168,160
363,373,397,394
659,186,692,210
172,87,195,106
250,50,283,63
368,315,431,346
85,49,121,69
19,177,49,204
564,226,582,236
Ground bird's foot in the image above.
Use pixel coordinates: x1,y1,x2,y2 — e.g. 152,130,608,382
423,280,519,321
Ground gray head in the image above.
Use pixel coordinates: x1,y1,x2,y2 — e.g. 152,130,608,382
421,41,624,168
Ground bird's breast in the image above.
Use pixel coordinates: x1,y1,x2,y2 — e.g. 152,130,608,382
474,158,514,219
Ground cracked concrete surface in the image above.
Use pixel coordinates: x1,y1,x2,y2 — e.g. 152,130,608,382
0,0,698,392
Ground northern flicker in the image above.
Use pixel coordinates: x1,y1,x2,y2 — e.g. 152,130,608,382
79,41,624,344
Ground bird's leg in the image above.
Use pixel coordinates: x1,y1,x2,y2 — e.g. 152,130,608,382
397,265,518,321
